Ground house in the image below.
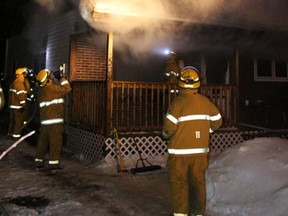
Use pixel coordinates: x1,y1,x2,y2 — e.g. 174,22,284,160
4,8,288,167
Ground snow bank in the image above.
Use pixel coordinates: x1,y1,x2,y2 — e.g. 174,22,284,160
206,137,288,216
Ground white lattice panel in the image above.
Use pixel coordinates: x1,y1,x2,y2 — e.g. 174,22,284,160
66,126,287,168
104,135,168,169
65,126,105,165
210,131,244,154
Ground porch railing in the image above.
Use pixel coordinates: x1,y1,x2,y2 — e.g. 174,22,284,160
69,81,106,130
70,81,237,133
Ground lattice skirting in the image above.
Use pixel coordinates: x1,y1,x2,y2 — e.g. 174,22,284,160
65,126,287,170
65,126,105,165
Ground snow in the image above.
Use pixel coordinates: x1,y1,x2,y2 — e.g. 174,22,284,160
1,135,288,216
206,137,288,216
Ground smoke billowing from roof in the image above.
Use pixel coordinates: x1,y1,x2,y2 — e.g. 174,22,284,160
23,0,288,59
78,0,288,58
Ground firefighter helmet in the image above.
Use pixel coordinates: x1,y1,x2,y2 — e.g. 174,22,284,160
178,66,201,89
36,69,51,87
15,67,28,76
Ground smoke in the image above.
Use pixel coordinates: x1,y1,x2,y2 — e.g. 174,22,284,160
22,0,288,59
34,0,78,13
34,0,63,12
78,0,288,59
78,0,176,57
21,0,79,54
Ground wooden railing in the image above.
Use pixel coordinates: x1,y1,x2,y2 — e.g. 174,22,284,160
200,84,237,126
69,81,106,130
111,81,179,131
69,81,237,133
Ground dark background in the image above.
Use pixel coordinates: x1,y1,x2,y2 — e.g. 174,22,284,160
0,0,76,78
0,0,33,76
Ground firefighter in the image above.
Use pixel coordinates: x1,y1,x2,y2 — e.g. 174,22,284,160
8,67,31,139
0,81,4,110
162,66,222,216
35,69,71,171
164,51,180,84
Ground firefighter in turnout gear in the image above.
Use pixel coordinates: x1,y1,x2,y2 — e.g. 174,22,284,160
35,69,71,171
162,66,222,216
8,67,31,139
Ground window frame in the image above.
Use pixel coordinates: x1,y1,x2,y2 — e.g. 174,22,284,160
254,59,288,82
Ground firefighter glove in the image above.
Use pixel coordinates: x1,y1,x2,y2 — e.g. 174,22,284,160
53,71,63,80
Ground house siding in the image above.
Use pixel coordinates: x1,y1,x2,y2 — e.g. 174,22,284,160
46,9,88,73
239,54,288,128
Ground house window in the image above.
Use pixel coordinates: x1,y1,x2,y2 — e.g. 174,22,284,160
254,59,288,82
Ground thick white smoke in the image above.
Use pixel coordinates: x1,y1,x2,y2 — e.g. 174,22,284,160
24,0,288,58
78,0,288,58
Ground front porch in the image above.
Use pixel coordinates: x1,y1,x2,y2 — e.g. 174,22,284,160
65,80,240,167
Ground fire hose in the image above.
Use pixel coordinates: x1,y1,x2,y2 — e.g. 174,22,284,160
0,130,36,160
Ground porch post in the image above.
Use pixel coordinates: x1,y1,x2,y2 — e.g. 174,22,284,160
200,52,207,84
235,49,239,124
106,32,113,136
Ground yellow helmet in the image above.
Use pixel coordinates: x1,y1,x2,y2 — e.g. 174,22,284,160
36,69,51,87
178,66,201,89
15,67,28,76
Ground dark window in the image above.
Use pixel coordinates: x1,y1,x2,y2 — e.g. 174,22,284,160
275,61,287,77
257,59,271,77
254,59,288,82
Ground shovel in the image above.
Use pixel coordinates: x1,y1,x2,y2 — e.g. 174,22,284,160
130,139,161,174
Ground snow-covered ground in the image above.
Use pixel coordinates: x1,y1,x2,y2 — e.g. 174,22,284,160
1,134,288,216
206,137,288,216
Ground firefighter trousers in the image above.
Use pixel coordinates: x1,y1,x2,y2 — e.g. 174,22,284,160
167,154,208,215
35,123,64,168
8,109,25,138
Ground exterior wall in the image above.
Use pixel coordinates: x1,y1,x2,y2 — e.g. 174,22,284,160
238,54,288,128
71,34,107,81
46,9,89,73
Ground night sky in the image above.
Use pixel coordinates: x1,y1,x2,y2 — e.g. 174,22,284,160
0,0,75,76
0,0,34,75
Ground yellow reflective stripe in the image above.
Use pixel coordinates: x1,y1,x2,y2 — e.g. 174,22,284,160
12,134,21,138
16,90,27,95
174,214,188,216
166,113,178,124
49,160,59,165
169,113,222,124
210,113,222,121
10,105,22,109
170,89,179,93
168,148,209,155
61,80,69,85
9,89,16,93
20,100,26,104
39,98,64,107
41,118,64,125
179,114,211,122
35,158,44,162
0,88,3,92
